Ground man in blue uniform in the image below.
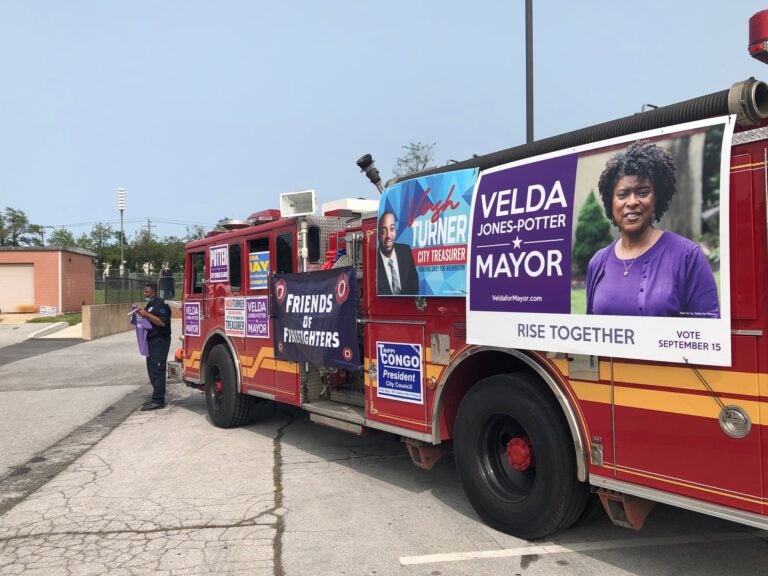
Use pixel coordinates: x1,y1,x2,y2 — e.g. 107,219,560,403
136,282,172,411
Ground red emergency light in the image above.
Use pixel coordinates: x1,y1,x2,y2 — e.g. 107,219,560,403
247,209,281,225
749,10,768,64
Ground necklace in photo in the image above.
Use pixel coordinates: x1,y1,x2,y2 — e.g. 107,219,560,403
618,229,656,277
622,257,636,277
619,243,636,277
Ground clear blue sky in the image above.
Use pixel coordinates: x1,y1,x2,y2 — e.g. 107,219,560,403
1,1,766,241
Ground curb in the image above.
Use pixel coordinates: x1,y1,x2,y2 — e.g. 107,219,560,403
29,322,69,338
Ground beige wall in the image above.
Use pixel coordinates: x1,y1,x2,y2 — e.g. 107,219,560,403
82,303,182,341
82,303,135,341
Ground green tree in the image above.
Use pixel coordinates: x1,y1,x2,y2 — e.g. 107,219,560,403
214,217,232,231
572,191,613,276
47,228,77,247
0,208,41,246
393,142,436,178
158,235,186,271
185,225,206,241
101,243,122,268
701,125,723,264
130,229,162,273
89,222,116,265
75,232,94,251
27,223,43,246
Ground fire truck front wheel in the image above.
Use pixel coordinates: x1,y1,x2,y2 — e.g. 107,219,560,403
205,344,256,428
454,373,588,539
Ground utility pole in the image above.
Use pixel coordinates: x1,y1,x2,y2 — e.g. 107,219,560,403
525,0,534,144
118,188,126,277
145,217,154,238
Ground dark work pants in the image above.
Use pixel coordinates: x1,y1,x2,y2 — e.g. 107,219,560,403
146,337,171,404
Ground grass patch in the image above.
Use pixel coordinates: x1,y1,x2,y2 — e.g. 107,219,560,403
27,312,82,326
571,287,586,315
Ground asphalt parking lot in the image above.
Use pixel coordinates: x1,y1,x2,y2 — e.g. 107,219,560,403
1,318,768,576
0,337,83,366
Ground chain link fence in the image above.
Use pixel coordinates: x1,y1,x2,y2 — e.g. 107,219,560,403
95,269,183,304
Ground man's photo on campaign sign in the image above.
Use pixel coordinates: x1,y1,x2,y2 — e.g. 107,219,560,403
466,117,733,366
377,168,477,297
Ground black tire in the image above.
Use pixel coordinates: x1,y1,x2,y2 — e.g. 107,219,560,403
453,373,587,539
569,492,604,528
205,344,256,428
558,477,592,531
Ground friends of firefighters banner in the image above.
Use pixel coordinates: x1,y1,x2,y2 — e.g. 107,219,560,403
272,267,360,370
466,117,733,367
377,168,477,297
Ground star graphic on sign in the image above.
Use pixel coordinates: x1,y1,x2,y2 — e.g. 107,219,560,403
512,236,522,249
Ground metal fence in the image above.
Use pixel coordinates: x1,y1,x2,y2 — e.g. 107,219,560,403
95,270,183,304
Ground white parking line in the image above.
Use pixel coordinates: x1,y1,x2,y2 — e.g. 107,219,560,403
399,531,762,565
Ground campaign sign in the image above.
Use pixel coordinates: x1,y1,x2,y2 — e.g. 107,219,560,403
272,267,360,370
224,297,246,337
470,153,576,314
246,296,269,338
183,302,201,336
249,251,270,290
39,305,57,317
467,117,733,366
209,244,228,283
376,342,423,404
377,168,477,297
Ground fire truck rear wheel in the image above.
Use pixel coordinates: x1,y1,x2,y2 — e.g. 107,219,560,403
454,372,588,539
205,344,256,428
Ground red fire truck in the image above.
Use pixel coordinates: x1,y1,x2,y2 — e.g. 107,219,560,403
179,14,768,540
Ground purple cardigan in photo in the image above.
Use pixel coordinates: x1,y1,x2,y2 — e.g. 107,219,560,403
586,231,720,318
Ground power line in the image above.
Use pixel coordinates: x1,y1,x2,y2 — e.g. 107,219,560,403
151,218,215,227
47,218,145,229
46,217,217,230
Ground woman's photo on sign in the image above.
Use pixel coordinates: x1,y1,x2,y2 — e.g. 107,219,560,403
570,126,723,318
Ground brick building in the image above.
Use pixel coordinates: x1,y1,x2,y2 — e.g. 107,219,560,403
0,247,96,314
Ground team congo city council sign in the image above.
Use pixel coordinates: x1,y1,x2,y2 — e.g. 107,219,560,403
272,267,360,370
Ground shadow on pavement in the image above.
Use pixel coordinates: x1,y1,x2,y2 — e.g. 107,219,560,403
0,338,85,367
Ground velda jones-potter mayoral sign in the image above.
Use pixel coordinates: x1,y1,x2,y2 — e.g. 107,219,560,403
465,116,734,367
